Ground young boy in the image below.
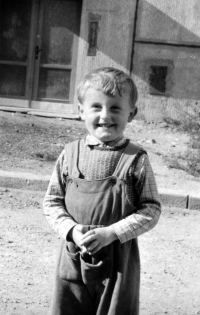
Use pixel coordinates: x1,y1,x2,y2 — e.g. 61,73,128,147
43,67,161,315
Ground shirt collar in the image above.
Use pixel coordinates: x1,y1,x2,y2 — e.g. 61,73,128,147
85,134,126,148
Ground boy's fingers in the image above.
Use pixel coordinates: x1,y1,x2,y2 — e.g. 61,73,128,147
86,240,98,251
80,234,96,246
81,246,88,253
81,230,95,240
88,244,101,255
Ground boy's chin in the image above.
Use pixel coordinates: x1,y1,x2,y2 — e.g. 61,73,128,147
96,134,119,143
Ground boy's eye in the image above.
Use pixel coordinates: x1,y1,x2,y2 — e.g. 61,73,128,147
111,106,121,112
91,104,101,110
92,103,101,109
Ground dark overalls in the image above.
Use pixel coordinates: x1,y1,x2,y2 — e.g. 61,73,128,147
51,140,141,315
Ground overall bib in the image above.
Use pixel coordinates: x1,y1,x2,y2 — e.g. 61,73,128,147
51,140,141,315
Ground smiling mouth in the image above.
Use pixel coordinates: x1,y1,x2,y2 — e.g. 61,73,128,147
97,123,115,128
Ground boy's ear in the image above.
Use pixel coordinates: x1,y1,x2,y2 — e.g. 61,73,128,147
128,107,138,122
78,104,85,121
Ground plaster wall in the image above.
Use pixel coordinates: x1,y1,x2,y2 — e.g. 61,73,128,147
74,0,137,109
132,43,200,120
136,0,200,44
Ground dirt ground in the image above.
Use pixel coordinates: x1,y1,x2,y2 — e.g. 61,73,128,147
0,111,200,315
0,110,199,195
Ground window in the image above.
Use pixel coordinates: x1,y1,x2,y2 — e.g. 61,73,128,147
149,65,168,95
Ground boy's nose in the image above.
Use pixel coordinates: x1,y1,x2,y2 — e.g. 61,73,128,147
100,108,111,119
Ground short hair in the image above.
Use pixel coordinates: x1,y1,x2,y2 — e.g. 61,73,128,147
77,67,138,108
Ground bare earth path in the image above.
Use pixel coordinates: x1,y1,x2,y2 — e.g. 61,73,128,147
0,189,200,315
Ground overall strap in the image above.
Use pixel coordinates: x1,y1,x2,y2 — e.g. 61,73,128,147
64,140,80,178
113,142,146,179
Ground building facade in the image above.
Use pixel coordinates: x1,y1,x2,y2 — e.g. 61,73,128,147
0,0,200,120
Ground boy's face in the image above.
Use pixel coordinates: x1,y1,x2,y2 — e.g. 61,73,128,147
79,87,136,142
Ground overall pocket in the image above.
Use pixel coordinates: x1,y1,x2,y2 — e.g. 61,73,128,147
80,253,110,285
59,243,82,281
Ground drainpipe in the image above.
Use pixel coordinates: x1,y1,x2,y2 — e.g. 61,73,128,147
130,0,140,75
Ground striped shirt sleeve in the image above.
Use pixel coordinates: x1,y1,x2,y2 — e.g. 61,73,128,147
111,153,161,243
43,150,77,240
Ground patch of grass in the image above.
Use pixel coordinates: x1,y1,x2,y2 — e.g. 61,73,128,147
35,152,58,162
164,103,200,177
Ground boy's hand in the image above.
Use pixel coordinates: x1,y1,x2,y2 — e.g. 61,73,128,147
80,226,118,255
71,224,88,251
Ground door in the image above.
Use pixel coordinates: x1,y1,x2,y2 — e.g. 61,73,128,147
0,0,82,113
32,0,82,112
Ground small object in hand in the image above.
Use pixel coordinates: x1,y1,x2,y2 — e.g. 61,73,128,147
81,246,88,254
